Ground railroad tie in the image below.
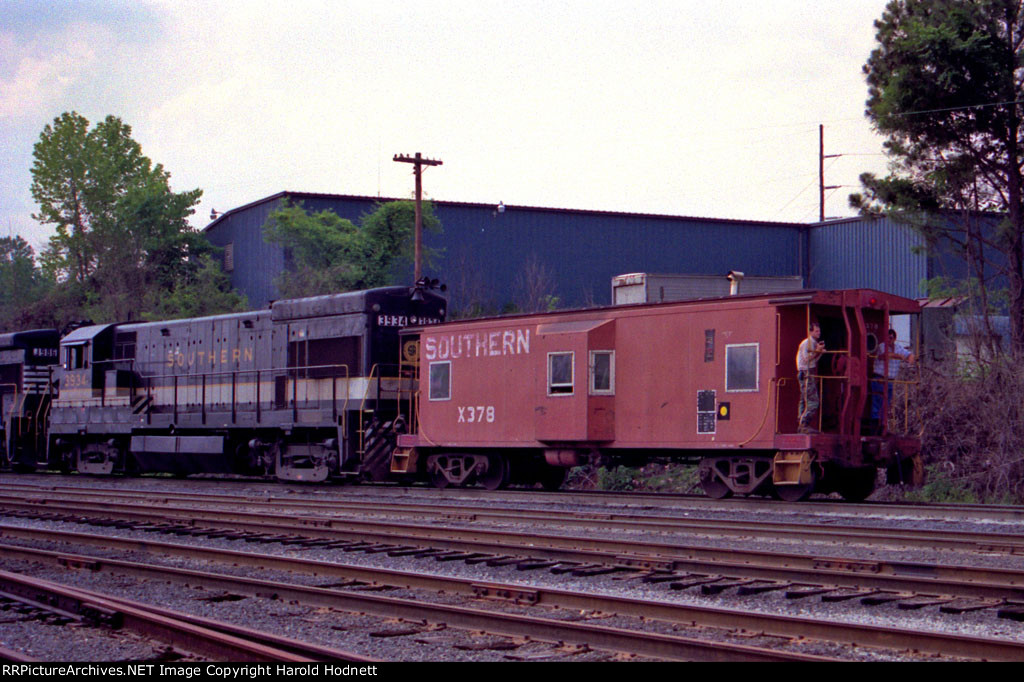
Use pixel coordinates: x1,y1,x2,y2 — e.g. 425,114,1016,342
895,596,956,610
861,592,913,606
785,585,837,599
388,547,432,557
363,544,408,554
997,604,1024,622
669,576,725,591
736,581,792,596
572,566,624,577
642,572,693,584
407,548,451,558
821,588,886,603
515,559,560,571
940,598,1006,614
701,578,764,596
434,552,487,562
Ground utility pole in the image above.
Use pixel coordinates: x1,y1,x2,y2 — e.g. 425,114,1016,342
819,124,842,222
393,152,443,282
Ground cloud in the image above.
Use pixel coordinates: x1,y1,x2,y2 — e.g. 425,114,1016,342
0,29,100,119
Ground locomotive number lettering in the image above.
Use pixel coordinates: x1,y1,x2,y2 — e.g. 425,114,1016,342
457,405,495,424
62,371,90,388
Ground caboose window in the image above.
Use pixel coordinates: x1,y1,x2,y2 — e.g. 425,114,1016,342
428,361,451,401
548,352,574,395
589,350,614,394
725,343,759,392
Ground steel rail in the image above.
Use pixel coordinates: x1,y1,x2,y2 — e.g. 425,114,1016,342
0,568,316,662
1,485,1021,554
0,542,832,662
0,526,1020,661
2,497,1024,601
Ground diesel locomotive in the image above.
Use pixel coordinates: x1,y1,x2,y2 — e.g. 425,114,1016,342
398,288,924,501
2,286,445,482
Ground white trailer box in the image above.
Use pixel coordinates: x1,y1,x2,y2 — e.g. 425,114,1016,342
612,273,804,305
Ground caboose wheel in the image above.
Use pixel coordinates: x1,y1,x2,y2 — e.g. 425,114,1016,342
538,466,566,491
429,468,450,489
478,455,509,490
772,476,816,502
699,464,733,499
838,467,877,502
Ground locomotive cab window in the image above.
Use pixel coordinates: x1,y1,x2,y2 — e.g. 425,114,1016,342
725,343,759,392
64,345,87,370
589,350,614,395
428,361,451,401
548,352,574,395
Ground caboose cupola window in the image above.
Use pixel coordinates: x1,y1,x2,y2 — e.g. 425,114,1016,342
589,350,615,394
547,352,574,395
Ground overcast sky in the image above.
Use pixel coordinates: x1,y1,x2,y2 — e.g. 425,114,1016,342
2,0,895,253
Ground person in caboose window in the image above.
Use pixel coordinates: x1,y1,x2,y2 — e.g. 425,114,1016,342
870,328,915,423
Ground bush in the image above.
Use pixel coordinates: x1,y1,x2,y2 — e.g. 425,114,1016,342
565,463,699,493
900,356,1024,504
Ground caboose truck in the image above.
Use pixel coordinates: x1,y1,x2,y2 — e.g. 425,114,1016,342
397,289,924,501
43,287,445,481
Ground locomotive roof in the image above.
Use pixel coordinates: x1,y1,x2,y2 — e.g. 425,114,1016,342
271,286,444,322
0,328,59,350
97,286,443,334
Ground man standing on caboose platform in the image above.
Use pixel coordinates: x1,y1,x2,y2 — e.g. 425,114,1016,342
796,321,825,433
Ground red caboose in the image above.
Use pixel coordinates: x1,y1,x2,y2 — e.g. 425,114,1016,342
396,289,923,501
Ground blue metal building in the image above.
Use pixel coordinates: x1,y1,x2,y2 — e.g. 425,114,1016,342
204,191,932,312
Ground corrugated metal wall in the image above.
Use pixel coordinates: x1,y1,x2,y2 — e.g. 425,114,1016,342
207,193,802,310
207,194,934,312
807,216,927,299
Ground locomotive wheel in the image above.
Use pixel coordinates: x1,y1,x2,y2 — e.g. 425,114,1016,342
478,455,510,490
838,467,877,502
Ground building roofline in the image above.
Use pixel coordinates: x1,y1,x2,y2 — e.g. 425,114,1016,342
204,190,805,232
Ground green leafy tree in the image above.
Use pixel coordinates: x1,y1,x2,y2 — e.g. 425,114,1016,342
0,237,51,329
851,0,1024,354
144,254,248,320
262,200,441,298
29,111,238,324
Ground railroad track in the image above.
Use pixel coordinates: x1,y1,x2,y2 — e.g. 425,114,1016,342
1,495,1023,606
2,532,1014,661
3,476,1024,523
0,484,1020,555
0,539,838,662
0,567,375,662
